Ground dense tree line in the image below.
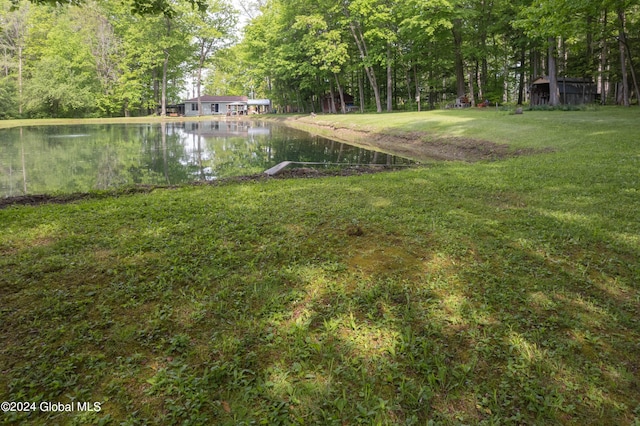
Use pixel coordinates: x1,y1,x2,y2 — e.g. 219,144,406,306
236,0,639,112
0,0,236,118
0,0,638,118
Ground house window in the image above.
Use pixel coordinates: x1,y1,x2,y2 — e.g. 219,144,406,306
191,103,198,111
214,104,219,113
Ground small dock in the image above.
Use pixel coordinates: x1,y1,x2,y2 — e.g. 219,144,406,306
264,161,295,176
264,161,341,176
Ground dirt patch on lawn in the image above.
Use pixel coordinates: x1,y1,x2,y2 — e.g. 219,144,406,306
366,132,544,162
281,117,552,162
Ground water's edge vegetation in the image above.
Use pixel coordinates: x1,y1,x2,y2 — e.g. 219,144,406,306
1,109,639,425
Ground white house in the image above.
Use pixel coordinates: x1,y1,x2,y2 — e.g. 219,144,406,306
183,96,272,116
184,95,248,116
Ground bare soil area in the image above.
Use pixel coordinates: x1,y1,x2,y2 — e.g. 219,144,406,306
367,132,547,162
285,117,551,162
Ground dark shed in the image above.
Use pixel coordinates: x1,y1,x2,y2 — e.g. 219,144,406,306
322,93,355,113
530,77,599,106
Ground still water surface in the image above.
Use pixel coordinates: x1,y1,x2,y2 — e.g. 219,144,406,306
0,120,412,197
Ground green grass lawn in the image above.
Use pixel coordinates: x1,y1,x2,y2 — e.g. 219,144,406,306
1,108,639,425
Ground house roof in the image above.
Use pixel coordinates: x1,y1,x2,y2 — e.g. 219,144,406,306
324,93,355,102
184,95,248,103
532,77,594,86
248,99,271,106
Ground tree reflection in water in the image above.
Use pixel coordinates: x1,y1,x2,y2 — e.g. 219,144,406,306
0,121,413,197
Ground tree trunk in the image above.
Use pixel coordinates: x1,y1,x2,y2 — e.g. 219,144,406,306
548,37,559,106
197,45,205,116
197,69,203,116
503,59,509,104
386,44,393,112
586,16,595,76
559,37,567,75
599,10,609,105
329,82,336,113
161,51,168,116
358,69,365,112
452,21,466,97
414,64,421,112
517,47,526,105
478,0,488,99
618,10,629,106
627,53,640,106
468,68,476,106
335,74,346,114
161,17,172,117
2,46,6,76
481,57,488,100
152,69,159,114
476,61,484,101
617,10,639,105
348,20,382,112
312,77,320,113
363,62,382,112
405,67,412,110
18,45,23,115
297,90,304,113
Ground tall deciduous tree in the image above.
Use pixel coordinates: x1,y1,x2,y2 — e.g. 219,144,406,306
189,0,237,115
292,14,349,112
339,0,396,112
21,0,208,16
0,0,30,115
23,6,102,116
109,0,193,116
398,0,453,109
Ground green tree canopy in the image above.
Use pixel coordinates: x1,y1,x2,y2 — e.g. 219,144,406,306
18,0,207,16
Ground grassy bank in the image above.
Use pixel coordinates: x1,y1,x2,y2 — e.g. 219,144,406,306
1,109,639,425
0,115,233,131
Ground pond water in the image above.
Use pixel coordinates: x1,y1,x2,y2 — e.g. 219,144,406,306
0,120,413,198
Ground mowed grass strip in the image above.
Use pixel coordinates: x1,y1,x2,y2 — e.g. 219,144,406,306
1,108,639,425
